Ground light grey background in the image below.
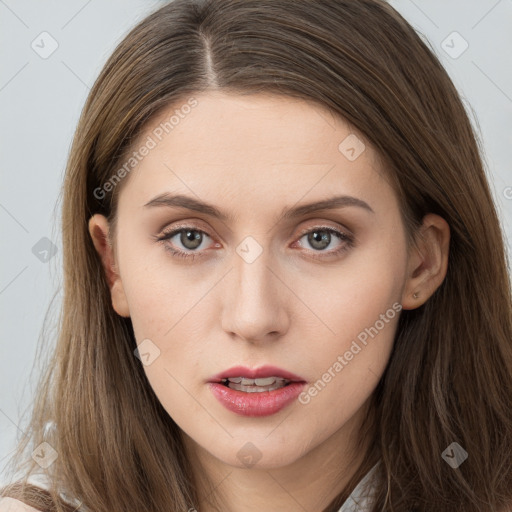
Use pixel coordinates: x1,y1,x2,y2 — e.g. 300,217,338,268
1,0,511,486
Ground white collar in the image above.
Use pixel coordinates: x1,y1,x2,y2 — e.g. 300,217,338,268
337,461,380,512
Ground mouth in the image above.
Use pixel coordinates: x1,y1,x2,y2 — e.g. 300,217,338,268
208,365,307,417
209,365,306,390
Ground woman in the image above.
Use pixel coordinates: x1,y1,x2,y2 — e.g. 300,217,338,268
1,0,511,511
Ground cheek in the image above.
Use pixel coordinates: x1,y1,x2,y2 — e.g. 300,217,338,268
117,243,214,393
295,228,406,343
294,292,399,435
292,233,405,408
116,235,187,340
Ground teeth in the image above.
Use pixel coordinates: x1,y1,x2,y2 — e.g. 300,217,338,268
220,376,291,392
223,376,289,386
227,382,288,393
255,377,279,386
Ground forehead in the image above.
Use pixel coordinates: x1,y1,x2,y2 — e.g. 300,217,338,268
117,91,393,216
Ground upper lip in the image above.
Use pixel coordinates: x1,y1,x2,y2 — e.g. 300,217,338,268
208,365,306,383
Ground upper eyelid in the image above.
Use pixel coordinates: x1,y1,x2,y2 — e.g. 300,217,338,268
159,221,350,236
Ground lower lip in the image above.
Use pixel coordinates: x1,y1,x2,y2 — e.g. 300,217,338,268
208,382,306,417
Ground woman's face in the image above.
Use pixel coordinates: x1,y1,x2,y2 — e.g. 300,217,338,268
92,92,413,470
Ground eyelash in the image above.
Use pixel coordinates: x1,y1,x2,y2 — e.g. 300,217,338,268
154,224,355,262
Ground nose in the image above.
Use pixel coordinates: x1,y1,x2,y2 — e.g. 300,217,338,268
221,247,290,344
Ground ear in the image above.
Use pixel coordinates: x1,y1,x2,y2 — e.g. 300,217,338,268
88,214,130,318
401,213,450,310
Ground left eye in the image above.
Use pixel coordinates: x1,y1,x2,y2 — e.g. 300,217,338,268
296,227,350,252
157,228,213,259
156,225,354,261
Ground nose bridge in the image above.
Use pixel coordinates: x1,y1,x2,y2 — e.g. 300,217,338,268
235,241,273,303
222,235,288,341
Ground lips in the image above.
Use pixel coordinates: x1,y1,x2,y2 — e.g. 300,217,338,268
207,365,307,416
208,365,306,383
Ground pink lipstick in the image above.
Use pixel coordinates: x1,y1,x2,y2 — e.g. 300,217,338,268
208,365,306,417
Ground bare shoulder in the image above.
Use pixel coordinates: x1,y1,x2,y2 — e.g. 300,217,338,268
0,497,43,512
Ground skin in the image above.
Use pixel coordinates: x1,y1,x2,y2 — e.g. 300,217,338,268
88,92,450,512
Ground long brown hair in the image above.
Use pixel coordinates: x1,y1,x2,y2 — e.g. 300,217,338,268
2,1,511,511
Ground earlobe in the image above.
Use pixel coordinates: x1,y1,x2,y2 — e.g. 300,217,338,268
88,214,130,318
401,213,450,310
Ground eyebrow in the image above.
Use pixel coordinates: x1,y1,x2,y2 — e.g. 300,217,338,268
143,192,375,222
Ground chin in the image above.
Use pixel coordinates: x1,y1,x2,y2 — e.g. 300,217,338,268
209,438,309,470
